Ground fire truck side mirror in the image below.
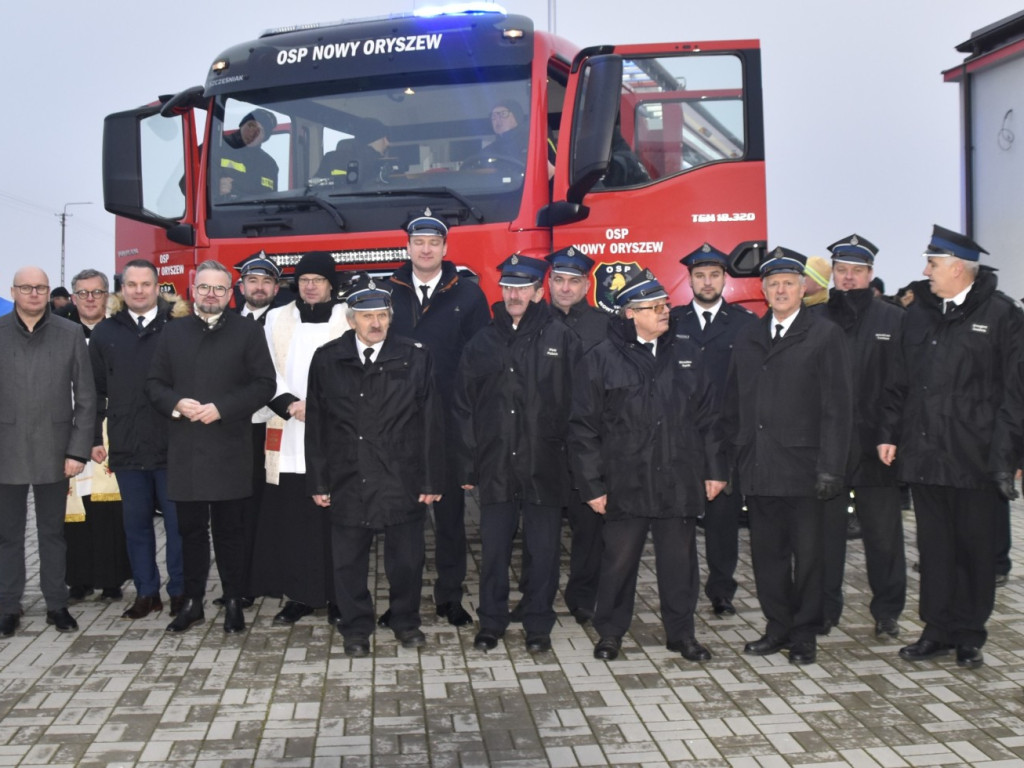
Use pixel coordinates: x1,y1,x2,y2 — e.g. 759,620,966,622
566,54,621,204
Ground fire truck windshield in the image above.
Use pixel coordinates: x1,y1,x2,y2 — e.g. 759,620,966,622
207,75,535,236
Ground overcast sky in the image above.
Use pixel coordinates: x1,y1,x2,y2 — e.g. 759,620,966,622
2,0,1019,293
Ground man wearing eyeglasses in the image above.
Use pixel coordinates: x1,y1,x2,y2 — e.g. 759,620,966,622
571,269,726,663
146,260,275,635
63,269,131,608
0,266,96,638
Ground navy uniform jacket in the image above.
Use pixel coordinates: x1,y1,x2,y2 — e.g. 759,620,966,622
671,300,759,398
550,299,609,352
724,308,853,497
826,288,904,487
878,271,1024,488
570,315,725,520
453,300,582,507
305,331,445,527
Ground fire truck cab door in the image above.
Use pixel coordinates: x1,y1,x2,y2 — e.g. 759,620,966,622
546,41,767,311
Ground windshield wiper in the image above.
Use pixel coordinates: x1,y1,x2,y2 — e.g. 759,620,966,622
216,196,345,230
328,186,485,223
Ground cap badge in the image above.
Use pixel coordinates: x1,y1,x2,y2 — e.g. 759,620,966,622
511,254,519,265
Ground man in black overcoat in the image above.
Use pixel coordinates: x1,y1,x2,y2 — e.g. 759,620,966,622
723,247,852,665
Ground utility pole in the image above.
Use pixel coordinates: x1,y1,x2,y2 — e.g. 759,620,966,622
57,201,91,288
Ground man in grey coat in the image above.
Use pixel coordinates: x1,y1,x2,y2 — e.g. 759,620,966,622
0,266,96,637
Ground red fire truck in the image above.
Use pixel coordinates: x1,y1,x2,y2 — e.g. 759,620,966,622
103,4,767,310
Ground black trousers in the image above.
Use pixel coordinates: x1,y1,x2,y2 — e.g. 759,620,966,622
478,501,561,636
331,513,425,640
176,499,246,600
912,484,998,648
747,495,824,642
0,481,69,613
431,479,467,606
822,485,906,623
702,483,744,602
593,516,699,644
995,496,1012,577
239,423,267,597
563,494,604,615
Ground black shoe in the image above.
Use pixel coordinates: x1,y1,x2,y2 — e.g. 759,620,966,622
594,636,622,661
789,640,817,665
667,637,712,661
327,602,342,628
817,617,838,636
996,573,1010,588
569,606,594,625
473,630,501,651
956,645,984,669
240,596,255,609
272,601,314,626
875,618,900,639
711,597,735,617
344,636,371,657
121,595,163,619
743,634,788,656
169,595,186,617
509,602,525,623
223,598,245,634
525,634,551,654
212,596,225,608
100,587,123,602
67,586,93,604
396,628,426,648
898,638,952,662
436,601,473,627
377,608,392,628
166,598,204,633
0,613,19,638
45,608,79,633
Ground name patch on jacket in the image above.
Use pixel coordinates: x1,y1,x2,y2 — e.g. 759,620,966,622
875,333,891,341
545,347,560,357
971,324,989,334
677,359,693,369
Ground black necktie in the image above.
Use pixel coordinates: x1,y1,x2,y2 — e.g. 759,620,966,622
944,300,955,315
363,347,375,368
419,285,430,307
702,311,713,329
136,315,146,330
772,323,783,345
643,342,655,356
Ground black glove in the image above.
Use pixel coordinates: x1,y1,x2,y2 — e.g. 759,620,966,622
993,471,1019,501
815,472,845,501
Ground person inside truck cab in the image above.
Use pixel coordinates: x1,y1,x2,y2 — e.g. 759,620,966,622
315,119,391,184
465,100,555,178
217,109,279,198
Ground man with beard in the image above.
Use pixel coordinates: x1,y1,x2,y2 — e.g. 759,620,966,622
545,246,608,625
64,268,131,605
306,276,444,657
878,226,1024,669
385,213,490,629
723,248,852,666
91,260,188,620
250,253,346,628
455,254,581,654
572,268,726,663
820,235,906,639
670,243,758,619
146,260,275,634
0,266,95,637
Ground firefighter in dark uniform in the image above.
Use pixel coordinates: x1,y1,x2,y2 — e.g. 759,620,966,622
545,246,609,624
878,225,1024,670
454,254,581,655
670,242,758,619
305,277,444,658
820,234,906,639
385,213,491,628
216,110,279,199
572,269,726,662
723,247,852,666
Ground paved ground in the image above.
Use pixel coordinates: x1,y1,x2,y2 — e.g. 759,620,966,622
2,495,1024,768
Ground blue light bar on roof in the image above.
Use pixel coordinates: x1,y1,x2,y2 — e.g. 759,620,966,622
413,2,507,18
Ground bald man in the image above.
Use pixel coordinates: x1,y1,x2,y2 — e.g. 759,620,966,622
0,267,96,637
